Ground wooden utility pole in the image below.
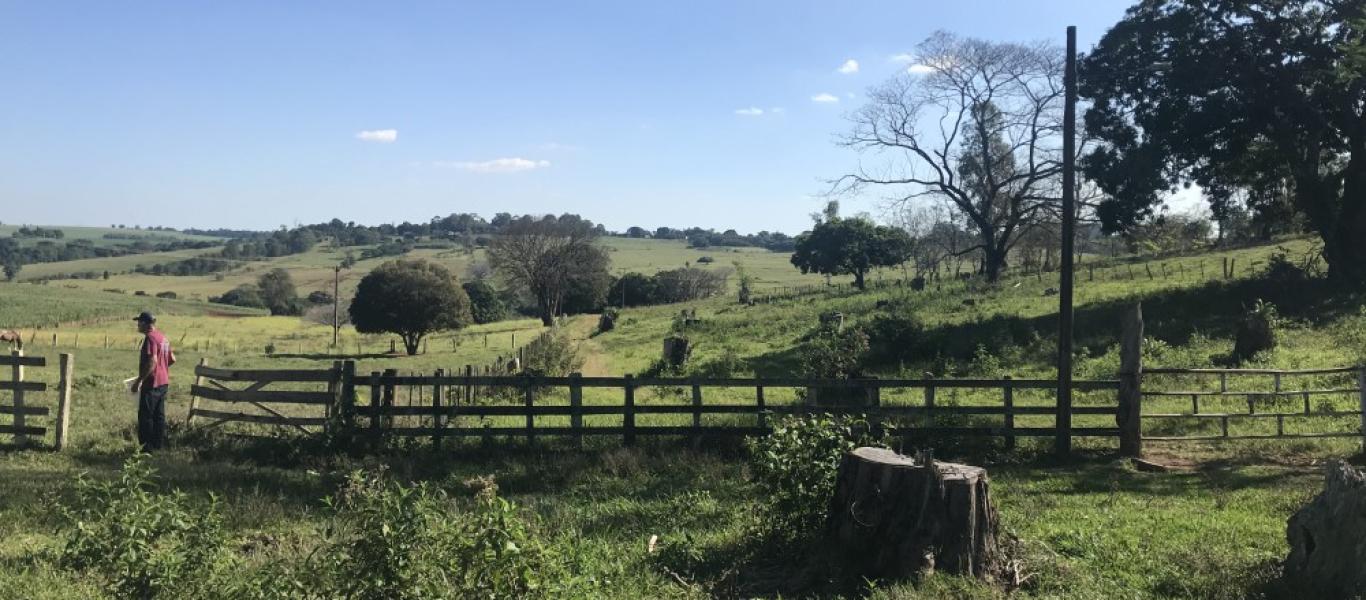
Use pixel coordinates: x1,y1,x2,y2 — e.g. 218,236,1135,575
1056,25,1077,455
332,265,341,348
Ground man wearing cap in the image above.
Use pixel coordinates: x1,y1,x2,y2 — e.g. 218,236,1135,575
134,312,175,451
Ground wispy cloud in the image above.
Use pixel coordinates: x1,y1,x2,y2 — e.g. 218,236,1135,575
355,129,397,143
435,158,550,173
734,107,765,116
907,64,936,75
811,93,840,104
837,59,859,74
889,53,916,64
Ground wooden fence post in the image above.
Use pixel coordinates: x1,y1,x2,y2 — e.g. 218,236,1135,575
369,371,383,445
433,368,445,450
624,374,636,446
340,361,356,440
569,372,583,448
1118,303,1144,457
923,375,936,433
381,368,397,432
184,358,205,426
1003,376,1015,451
1359,364,1365,454
524,379,535,446
691,382,703,446
55,353,73,451
11,349,25,446
756,385,766,430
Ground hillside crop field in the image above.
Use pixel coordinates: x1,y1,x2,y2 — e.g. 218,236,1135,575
0,224,222,248
0,234,1361,598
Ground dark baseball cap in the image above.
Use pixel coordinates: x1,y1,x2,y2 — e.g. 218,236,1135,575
133,311,156,323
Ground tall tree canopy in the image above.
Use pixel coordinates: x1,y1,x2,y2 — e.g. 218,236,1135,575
349,259,473,355
791,217,913,290
835,32,1070,282
1082,0,1366,281
488,217,611,325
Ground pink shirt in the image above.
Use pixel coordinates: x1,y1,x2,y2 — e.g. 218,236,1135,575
141,329,173,388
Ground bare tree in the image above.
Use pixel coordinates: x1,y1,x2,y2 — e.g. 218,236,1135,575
488,218,610,326
835,32,1069,282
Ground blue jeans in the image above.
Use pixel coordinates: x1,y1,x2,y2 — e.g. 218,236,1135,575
138,385,168,451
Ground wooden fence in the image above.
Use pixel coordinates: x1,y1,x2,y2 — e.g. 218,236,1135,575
1141,366,1365,442
188,361,1127,454
0,350,74,449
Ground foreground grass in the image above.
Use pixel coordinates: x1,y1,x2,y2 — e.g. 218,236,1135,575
0,433,1334,599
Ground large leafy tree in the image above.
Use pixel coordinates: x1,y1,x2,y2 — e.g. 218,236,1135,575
349,259,473,355
1082,0,1366,281
791,218,913,290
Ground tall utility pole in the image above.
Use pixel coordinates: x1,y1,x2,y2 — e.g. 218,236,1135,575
1056,25,1078,455
332,265,341,347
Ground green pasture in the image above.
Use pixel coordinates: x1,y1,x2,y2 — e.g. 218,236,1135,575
0,224,222,248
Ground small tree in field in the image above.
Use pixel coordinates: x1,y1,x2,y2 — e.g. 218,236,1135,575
791,218,912,290
349,260,473,355
257,268,300,316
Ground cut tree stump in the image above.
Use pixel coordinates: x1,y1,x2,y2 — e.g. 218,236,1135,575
824,447,1002,582
1284,460,1366,597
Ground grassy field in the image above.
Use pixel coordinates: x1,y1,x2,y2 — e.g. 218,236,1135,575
0,234,1361,598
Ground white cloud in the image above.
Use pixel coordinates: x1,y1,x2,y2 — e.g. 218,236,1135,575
734,107,764,116
435,158,551,173
355,129,398,143
837,59,859,74
770,107,785,114
889,53,916,63
811,93,840,104
907,63,936,75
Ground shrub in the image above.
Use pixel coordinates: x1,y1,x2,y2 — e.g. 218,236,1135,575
462,280,508,324
156,291,177,299
1233,299,1278,363
865,313,925,362
521,327,585,377
799,327,869,379
307,290,334,305
212,284,266,309
58,455,227,599
746,415,884,543
303,471,559,599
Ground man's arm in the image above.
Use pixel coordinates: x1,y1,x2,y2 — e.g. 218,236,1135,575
138,337,154,390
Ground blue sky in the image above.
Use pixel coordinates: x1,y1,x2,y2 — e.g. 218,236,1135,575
1,1,1139,234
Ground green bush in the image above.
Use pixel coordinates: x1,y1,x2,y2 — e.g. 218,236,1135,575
59,455,227,600
745,414,884,543
463,280,508,324
799,327,869,379
522,327,585,377
302,471,560,600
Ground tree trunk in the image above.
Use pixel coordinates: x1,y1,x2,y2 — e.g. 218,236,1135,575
824,447,1002,583
403,334,420,356
983,248,1006,283
1325,147,1366,283
853,269,866,291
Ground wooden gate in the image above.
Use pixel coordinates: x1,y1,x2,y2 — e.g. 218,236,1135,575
0,350,74,449
188,360,349,436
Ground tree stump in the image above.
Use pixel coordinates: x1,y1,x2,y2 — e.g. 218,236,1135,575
662,336,691,368
824,447,1002,582
1284,461,1366,597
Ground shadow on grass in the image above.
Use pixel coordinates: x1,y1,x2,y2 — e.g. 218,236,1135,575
863,275,1365,368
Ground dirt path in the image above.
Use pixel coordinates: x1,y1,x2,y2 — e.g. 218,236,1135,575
566,315,613,376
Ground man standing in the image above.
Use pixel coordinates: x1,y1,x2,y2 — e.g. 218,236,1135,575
134,312,175,451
